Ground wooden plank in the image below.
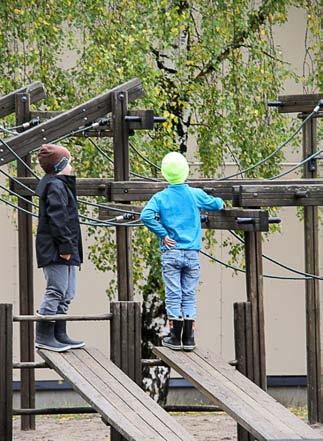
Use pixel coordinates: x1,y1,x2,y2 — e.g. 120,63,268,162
11,177,112,197
110,302,121,368
15,92,35,431
302,116,322,424
0,78,143,165
127,303,135,381
276,93,323,113
234,302,251,441
75,349,184,441
13,177,323,204
234,185,323,207
110,302,141,386
0,82,46,118
153,348,293,441
0,304,13,441
121,302,129,376
134,303,142,386
39,348,193,441
87,347,193,441
193,347,323,440
99,204,271,232
245,302,255,382
188,351,302,441
65,351,161,440
38,349,145,441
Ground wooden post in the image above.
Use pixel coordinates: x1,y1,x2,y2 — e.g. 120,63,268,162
0,304,13,441
234,301,253,441
112,90,133,301
15,92,35,430
244,231,266,390
110,301,142,441
302,116,322,423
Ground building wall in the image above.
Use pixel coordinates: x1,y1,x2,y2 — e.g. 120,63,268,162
0,6,321,385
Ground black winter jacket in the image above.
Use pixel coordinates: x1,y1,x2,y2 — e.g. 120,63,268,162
35,175,83,268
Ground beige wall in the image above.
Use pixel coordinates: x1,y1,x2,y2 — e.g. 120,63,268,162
0,6,321,382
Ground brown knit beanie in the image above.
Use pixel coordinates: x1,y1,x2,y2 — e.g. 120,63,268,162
38,144,71,174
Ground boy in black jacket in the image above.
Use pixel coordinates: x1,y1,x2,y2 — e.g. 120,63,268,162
35,144,84,352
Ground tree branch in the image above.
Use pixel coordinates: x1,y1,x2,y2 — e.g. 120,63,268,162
195,0,278,81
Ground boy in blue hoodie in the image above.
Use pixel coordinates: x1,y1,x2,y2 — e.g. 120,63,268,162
140,152,224,351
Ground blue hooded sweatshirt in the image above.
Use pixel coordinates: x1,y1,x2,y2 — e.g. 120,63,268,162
140,184,224,251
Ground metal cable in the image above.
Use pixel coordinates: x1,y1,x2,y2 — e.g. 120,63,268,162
269,149,323,180
218,103,320,181
129,141,161,170
0,125,18,136
0,138,40,179
0,167,36,195
0,184,38,208
200,249,312,280
229,230,323,280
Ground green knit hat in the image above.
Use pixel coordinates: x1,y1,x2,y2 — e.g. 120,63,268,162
161,152,189,184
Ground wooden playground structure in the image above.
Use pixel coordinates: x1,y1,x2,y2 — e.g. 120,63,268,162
0,79,322,441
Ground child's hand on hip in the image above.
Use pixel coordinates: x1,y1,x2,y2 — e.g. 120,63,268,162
163,236,176,249
60,254,71,261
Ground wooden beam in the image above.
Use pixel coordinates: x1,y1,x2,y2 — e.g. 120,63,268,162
276,93,323,113
13,178,323,206
15,93,35,431
110,302,142,441
234,302,253,441
0,304,13,441
233,184,323,207
302,116,322,424
0,82,46,118
0,78,144,165
11,177,113,196
29,110,62,121
99,204,271,232
112,90,134,303
244,231,266,391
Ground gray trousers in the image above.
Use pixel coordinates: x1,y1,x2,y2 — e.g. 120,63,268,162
39,264,77,315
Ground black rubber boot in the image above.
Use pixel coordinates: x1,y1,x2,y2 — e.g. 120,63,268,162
55,320,85,349
182,319,196,351
162,319,183,350
35,321,71,352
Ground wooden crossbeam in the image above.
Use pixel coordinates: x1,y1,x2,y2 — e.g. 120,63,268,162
12,178,323,207
11,178,113,196
0,82,46,119
233,184,323,207
0,78,144,165
276,93,323,113
99,204,271,232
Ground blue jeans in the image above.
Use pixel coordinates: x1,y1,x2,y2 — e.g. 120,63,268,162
39,264,77,315
161,249,200,320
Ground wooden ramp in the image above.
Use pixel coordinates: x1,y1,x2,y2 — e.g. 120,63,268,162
153,347,323,441
38,347,195,441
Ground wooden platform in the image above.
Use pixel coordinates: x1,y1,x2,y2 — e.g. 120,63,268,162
38,347,195,441
153,347,323,441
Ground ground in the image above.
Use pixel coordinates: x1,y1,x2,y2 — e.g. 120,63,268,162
12,409,323,441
